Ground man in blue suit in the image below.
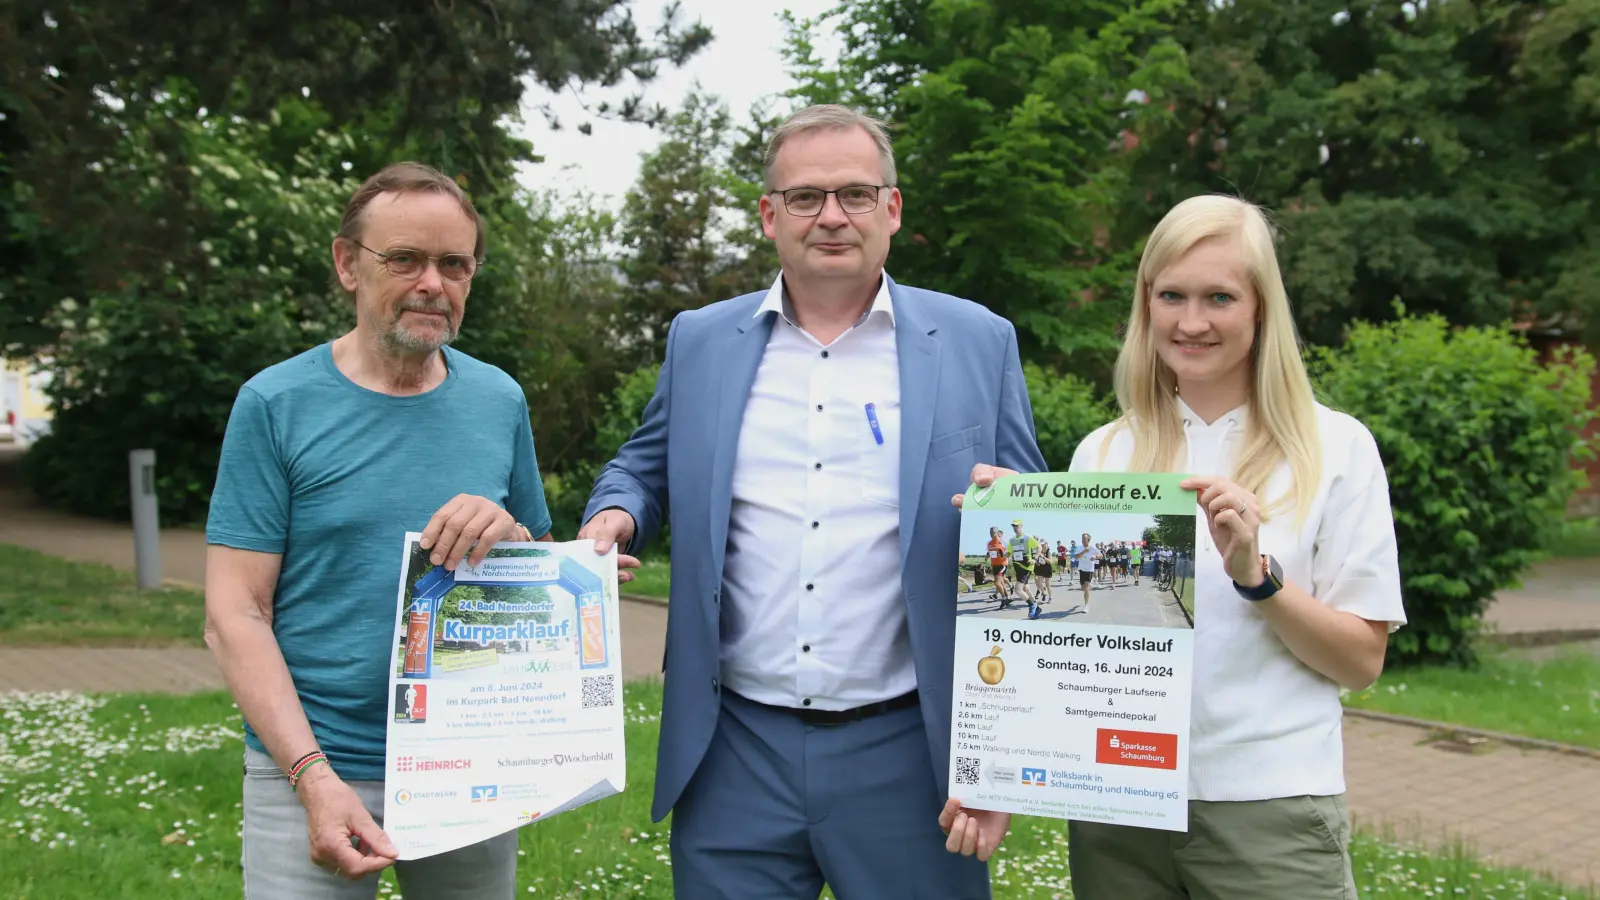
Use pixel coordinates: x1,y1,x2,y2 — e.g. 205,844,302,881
580,104,1046,899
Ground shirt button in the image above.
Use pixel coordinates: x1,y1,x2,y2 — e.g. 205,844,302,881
816,404,823,412
811,521,819,529
806,583,814,591
803,644,811,653
802,698,812,707
813,462,822,471
821,350,829,359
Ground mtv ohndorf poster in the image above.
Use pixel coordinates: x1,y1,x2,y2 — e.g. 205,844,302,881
950,473,1198,831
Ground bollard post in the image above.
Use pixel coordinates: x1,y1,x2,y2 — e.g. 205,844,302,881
128,448,162,590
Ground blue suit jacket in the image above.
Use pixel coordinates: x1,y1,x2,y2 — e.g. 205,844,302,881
584,275,1047,821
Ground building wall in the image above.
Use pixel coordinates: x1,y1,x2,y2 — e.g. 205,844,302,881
1,357,53,444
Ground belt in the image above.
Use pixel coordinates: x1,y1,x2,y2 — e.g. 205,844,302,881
730,689,920,726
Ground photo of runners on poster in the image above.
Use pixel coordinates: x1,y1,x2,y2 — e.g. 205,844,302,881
383,534,625,859
949,473,1199,831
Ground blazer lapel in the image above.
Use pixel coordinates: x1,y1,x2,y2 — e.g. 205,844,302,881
892,278,940,568
709,311,776,594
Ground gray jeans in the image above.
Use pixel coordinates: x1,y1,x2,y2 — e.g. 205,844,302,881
242,747,517,900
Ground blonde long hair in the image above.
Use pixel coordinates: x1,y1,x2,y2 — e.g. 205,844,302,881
1103,195,1321,523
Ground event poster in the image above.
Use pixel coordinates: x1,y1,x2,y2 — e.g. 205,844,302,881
383,533,626,859
949,473,1198,831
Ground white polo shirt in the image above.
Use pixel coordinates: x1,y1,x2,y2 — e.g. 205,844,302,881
1071,399,1406,801
719,273,915,711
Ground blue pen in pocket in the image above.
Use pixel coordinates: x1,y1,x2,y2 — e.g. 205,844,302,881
865,403,884,445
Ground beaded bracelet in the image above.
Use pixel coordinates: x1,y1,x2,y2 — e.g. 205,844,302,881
288,750,329,791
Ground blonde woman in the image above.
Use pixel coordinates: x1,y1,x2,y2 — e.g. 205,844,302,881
1055,194,1405,897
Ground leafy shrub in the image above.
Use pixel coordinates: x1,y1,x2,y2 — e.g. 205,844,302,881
551,364,667,552
1025,363,1115,469
1308,313,1596,666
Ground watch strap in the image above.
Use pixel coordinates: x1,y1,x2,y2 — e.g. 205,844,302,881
1234,555,1283,602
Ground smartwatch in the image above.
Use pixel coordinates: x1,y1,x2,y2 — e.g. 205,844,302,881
1233,554,1284,602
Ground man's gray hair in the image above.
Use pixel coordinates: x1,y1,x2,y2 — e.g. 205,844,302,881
762,104,897,191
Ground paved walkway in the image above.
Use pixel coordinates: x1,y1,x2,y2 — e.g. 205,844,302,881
0,601,668,690
1344,715,1599,889
1485,556,1600,639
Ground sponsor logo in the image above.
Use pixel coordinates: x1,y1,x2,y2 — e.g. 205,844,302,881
392,788,455,805
972,485,995,508
983,760,1017,787
393,683,428,723
395,755,472,774
497,750,615,769
1020,767,1048,786
470,785,499,803
1095,729,1179,771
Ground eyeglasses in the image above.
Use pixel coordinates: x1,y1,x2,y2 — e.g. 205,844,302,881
768,184,891,217
346,239,480,282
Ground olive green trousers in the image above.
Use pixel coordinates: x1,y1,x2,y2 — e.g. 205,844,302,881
1067,794,1357,899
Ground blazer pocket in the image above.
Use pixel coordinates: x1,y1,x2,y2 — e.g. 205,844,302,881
929,425,981,460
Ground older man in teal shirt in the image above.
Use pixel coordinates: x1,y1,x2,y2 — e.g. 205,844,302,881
205,162,551,900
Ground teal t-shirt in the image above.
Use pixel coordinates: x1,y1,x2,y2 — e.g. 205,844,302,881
205,342,552,780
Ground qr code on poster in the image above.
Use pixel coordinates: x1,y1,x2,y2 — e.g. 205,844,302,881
581,675,615,709
955,756,980,785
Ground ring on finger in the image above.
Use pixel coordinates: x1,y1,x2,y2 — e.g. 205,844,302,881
1237,500,1247,516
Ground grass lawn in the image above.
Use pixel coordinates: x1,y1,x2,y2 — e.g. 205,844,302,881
0,543,205,646
1343,648,1600,749
1546,516,1600,559
625,557,672,600
1,683,1590,899
1172,572,1194,620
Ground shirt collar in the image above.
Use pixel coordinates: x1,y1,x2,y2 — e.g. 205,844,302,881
1176,395,1249,430
755,272,896,329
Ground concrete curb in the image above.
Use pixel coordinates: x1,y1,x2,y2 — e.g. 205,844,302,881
1343,707,1600,761
1480,627,1600,648
622,592,669,607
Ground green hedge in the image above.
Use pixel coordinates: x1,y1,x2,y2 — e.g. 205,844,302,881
1309,313,1596,666
1024,363,1114,470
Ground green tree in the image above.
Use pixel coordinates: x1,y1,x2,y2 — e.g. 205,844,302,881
615,90,777,366
1122,0,1600,345
1,0,711,356
461,189,629,473
19,105,361,521
1150,513,1197,553
779,0,1193,381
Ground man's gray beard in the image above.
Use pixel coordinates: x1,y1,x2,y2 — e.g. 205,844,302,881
379,320,455,355
377,304,457,356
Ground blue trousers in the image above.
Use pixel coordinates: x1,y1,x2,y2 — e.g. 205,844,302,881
670,690,991,900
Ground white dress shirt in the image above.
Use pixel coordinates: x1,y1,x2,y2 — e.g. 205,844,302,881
719,273,917,711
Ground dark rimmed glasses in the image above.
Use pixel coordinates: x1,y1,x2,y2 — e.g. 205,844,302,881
345,239,481,283
768,184,892,217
